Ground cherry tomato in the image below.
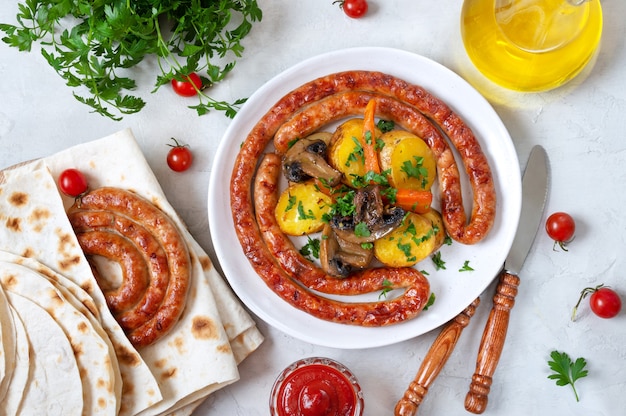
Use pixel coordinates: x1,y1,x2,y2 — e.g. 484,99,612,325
58,168,88,197
336,0,368,18
167,138,193,172
590,286,622,318
545,212,575,251
171,73,202,97
572,284,622,320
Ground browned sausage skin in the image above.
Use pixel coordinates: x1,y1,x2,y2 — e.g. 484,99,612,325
68,187,191,347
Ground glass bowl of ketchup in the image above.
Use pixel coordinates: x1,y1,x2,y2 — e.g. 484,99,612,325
270,357,364,416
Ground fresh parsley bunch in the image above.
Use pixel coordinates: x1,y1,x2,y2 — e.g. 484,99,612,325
0,0,262,120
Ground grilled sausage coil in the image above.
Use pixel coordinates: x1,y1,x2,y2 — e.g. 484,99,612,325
68,187,191,347
230,70,496,325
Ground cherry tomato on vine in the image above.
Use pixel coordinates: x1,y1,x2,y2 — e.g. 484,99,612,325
572,284,622,320
335,0,368,18
167,138,193,172
58,168,88,197
545,212,575,251
171,73,202,97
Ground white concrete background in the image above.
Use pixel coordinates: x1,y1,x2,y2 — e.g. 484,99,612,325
1,1,625,415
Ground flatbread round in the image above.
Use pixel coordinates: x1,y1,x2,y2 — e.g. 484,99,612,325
0,251,123,410
0,261,119,414
2,302,31,415
5,292,84,415
0,284,16,402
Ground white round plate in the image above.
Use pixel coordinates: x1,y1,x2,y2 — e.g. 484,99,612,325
208,47,521,349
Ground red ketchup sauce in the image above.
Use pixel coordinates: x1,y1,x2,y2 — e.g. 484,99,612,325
270,358,364,416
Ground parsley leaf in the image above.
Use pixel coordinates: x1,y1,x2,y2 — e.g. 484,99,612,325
354,222,371,237
547,350,588,402
431,251,446,270
296,201,316,220
378,278,393,299
376,119,395,133
285,194,296,211
459,260,474,272
299,236,320,260
423,292,436,310
401,156,429,189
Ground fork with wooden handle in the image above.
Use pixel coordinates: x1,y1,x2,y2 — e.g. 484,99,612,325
464,272,520,414
394,297,481,416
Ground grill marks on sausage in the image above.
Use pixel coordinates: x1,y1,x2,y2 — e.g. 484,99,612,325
68,187,191,347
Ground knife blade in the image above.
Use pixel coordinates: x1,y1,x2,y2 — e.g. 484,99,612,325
464,145,549,414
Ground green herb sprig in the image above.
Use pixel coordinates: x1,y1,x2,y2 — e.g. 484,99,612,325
0,0,262,120
547,350,588,402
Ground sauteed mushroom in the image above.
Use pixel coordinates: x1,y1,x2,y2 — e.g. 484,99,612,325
320,224,374,277
282,133,342,186
330,185,406,244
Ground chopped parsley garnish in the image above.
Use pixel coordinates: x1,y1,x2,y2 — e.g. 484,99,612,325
397,241,416,262
431,251,446,270
378,279,393,299
285,194,296,211
354,222,371,237
401,156,429,189
423,292,436,310
346,137,365,167
300,236,320,260
297,201,316,220
376,119,395,133
459,260,474,272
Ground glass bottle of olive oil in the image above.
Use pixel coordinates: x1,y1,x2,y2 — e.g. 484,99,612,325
461,0,603,92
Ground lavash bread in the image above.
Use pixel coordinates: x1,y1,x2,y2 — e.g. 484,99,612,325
0,128,263,415
0,282,16,405
2,297,29,416
0,257,120,414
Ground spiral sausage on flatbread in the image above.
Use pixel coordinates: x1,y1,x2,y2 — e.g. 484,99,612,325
68,187,191,347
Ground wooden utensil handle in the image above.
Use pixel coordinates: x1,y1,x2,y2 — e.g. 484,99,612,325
464,271,520,414
394,297,481,416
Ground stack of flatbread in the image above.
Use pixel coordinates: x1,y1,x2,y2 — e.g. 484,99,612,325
0,129,263,415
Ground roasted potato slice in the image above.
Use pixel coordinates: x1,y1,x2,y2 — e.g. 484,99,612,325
373,212,437,267
379,130,436,190
275,181,333,236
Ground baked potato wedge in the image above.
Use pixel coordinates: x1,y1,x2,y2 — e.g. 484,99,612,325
373,212,437,267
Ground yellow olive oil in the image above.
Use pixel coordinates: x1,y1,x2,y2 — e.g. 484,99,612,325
461,0,602,91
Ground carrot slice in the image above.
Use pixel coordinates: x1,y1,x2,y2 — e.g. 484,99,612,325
361,99,380,175
393,188,432,214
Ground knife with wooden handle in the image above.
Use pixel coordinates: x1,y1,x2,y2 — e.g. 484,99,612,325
465,145,549,414
394,297,480,416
